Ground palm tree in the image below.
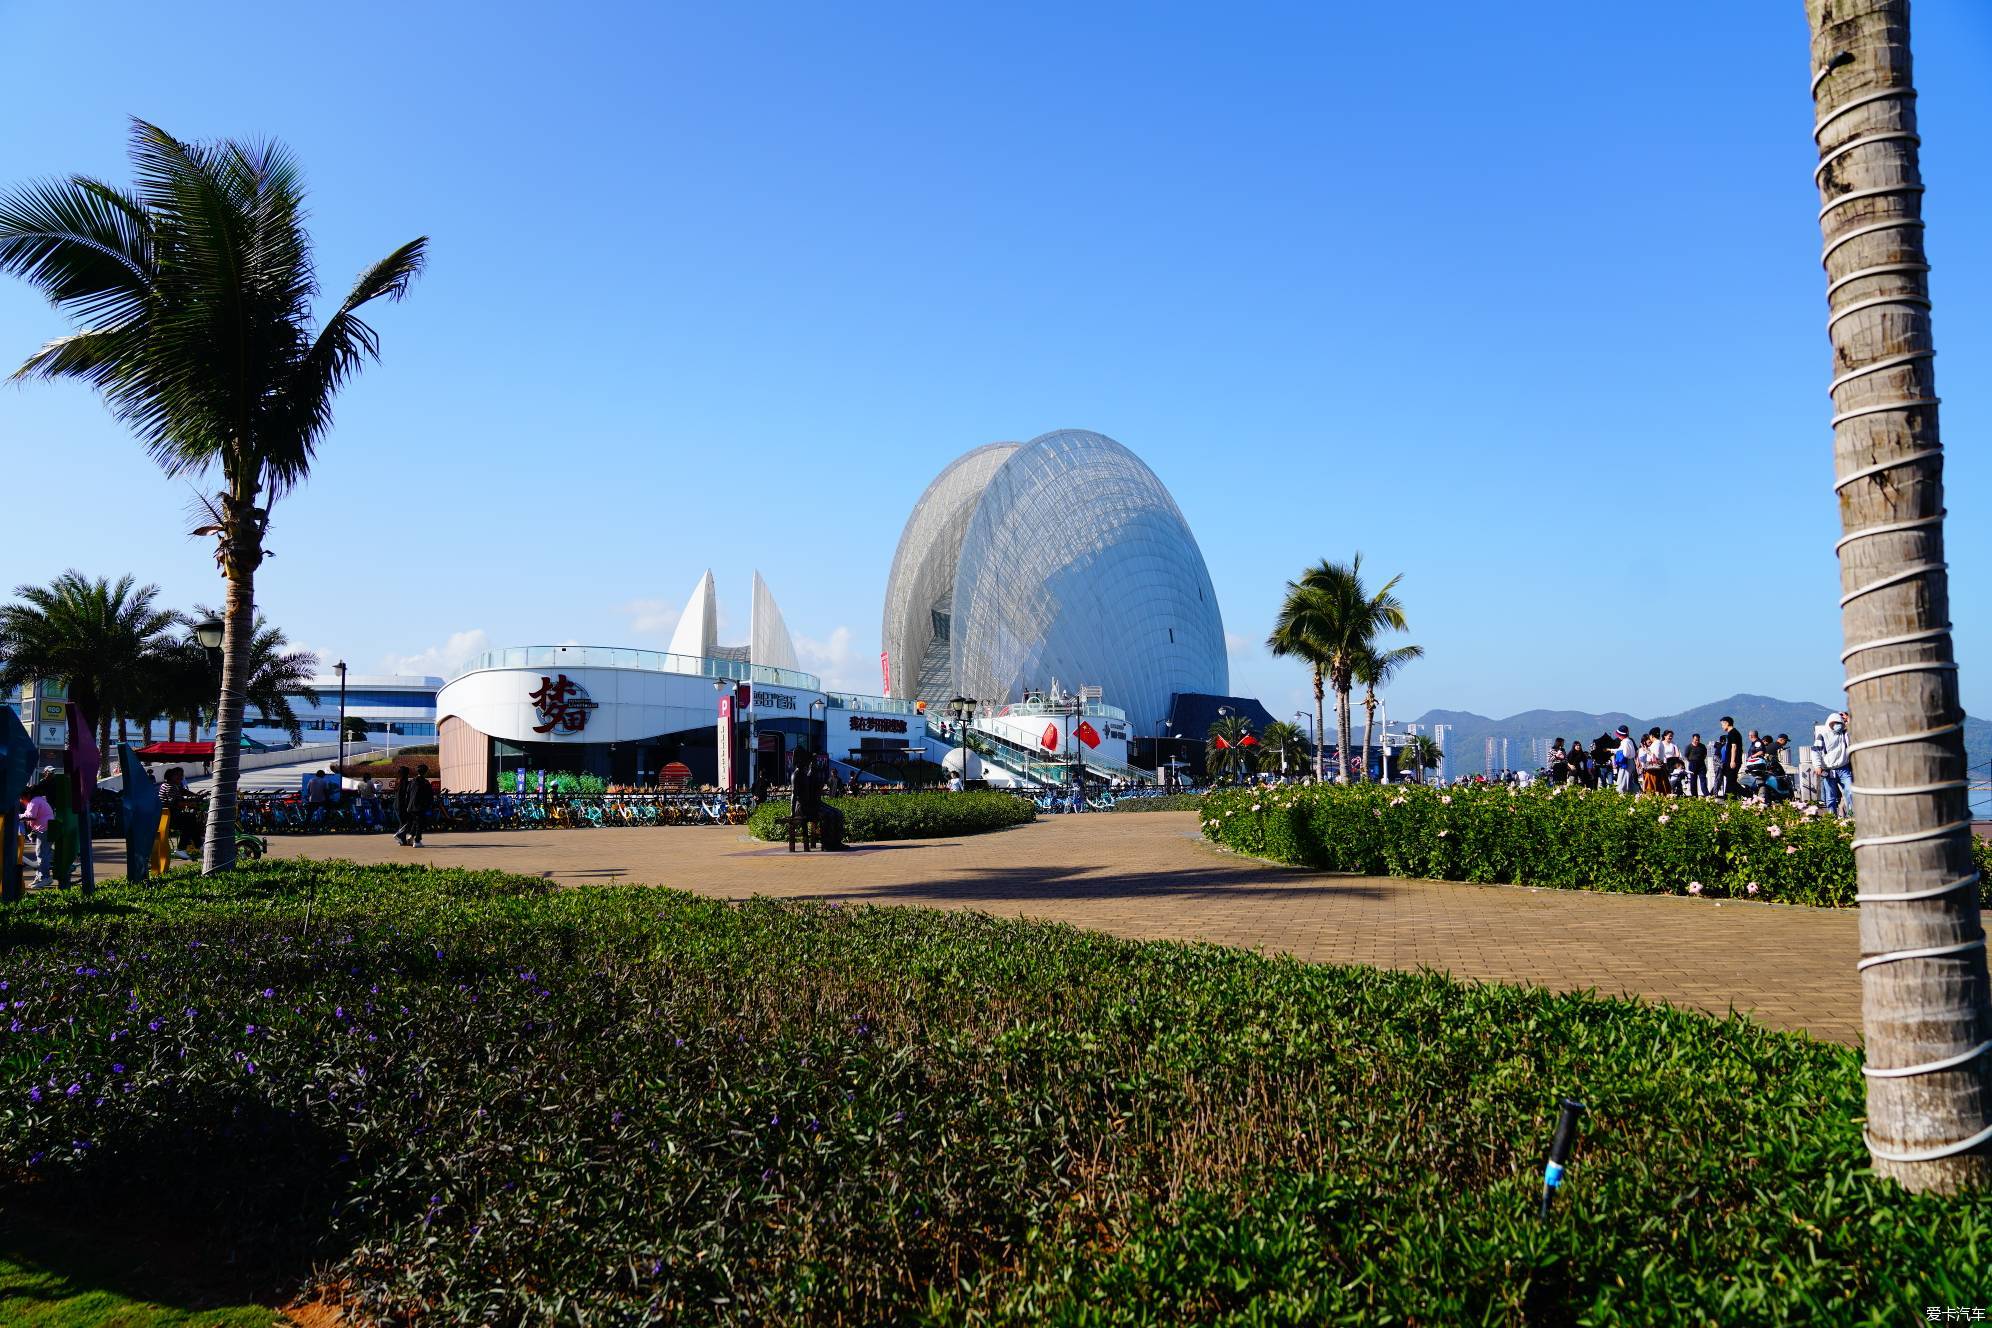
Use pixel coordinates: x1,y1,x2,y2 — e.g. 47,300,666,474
1268,556,1408,784
0,120,426,872
1258,720,1310,779
0,571,177,775
1399,733,1443,782
1206,715,1256,785
186,606,319,743
1352,643,1424,782
1807,0,1989,1193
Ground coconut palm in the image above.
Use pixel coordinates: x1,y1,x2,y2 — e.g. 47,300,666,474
1269,556,1408,784
0,571,177,775
186,605,319,744
1353,643,1424,782
0,120,425,872
1258,720,1310,779
1206,715,1256,785
1806,0,1989,1192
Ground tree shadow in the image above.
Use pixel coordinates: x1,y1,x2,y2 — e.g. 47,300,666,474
0,1089,350,1312
781,861,1397,905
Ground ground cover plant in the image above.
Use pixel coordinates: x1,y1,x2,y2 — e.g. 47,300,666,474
1201,780,1992,908
1107,793,1206,813
747,789,1034,842
3,862,1989,1325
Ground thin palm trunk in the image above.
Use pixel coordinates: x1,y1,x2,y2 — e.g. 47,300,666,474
200,496,259,874
1808,0,1989,1192
1313,672,1326,781
1334,681,1354,785
1360,690,1377,784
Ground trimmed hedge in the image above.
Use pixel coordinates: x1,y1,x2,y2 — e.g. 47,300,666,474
747,790,1034,843
1107,793,1206,813
3,862,1989,1323
1201,781,1992,907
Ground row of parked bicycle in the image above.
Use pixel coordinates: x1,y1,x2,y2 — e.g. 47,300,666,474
85,784,1183,837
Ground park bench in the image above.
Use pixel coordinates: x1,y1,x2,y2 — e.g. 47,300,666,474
777,814,822,852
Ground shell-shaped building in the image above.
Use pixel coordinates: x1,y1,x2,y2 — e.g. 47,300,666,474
881,429,1226,727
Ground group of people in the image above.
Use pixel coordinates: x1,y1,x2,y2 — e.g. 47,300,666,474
1543,712,1854,812
302,764,435,845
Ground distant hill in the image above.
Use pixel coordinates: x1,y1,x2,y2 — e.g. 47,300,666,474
1410,694,1990,809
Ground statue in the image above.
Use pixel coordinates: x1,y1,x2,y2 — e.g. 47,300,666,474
0,704,32,904
119,743,160,883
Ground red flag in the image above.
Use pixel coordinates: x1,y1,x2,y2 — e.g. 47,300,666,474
1075,721,1101,749
1211,735,1230,750
1239,734,1259,748
1040,723,1059,751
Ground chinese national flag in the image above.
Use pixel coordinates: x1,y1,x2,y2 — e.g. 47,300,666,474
1075,721,1101,749
1239,734,1260,748
1040,723,1060,751
1211,735,1230,750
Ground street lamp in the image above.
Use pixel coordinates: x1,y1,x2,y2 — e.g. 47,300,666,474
1157,718,1172,789
191,616,224,744
948,695,977,787
809,698,826,779
335,659,349,775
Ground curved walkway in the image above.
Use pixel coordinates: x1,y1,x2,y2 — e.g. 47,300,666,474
138,811,1862,1043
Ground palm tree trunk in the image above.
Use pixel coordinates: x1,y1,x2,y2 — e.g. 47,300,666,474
1313,672,1327,782
1360,690,1377,784
1335,684,1354,785
201,493,260,874
1809,0,1990,1192
97,713,112,777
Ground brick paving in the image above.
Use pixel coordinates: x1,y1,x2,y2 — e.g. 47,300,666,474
104,810,1859,1044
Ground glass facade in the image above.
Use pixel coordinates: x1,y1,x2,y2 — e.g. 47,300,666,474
454,646,818,692
882,429,1227,733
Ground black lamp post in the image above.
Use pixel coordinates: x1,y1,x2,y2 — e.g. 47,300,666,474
193,617,224,756
1157,718,1173,789
948,695,976,787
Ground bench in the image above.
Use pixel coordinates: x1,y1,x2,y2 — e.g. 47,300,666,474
777,814,822,852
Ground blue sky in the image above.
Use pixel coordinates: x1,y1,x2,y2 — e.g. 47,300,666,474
3,0,1989,724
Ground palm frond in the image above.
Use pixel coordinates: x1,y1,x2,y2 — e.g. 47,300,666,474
0,173,153,328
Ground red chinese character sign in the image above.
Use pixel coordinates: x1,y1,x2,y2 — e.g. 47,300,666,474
528,674,599,735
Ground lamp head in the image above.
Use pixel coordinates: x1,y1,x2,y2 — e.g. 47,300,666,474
193,617,224,650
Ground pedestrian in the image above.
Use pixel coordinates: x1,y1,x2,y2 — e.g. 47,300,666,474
1684,733,1709,797
948,770,964,793
1713,716,1743,799
1814,711,1852,814
1637,729,1665,795
394,764,432,846
1611,725,1637,793
306,770,331,808
1548,738,1569,785
20,790,54,889
1566,739,1593,789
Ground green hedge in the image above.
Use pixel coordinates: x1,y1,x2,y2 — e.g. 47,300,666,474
2,861,1987,1323
1200,781,1992,907
1107,793,1206,813
747,790,1034,842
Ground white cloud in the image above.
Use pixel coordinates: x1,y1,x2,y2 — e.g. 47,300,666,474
794,625,876,694
384,628,491,679
620,597,681,637
1225,630,1258,657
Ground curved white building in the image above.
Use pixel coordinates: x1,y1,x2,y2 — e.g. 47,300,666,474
881,429,1227,730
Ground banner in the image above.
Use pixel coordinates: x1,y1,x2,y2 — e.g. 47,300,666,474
880,650,891,695
717,695,735,789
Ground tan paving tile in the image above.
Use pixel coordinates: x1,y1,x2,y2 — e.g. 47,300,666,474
97,811,1864,1044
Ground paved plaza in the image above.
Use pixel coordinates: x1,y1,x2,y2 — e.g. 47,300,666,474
98,810,1865,1044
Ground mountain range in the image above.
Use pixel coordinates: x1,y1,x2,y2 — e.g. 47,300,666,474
1408,693,1991,802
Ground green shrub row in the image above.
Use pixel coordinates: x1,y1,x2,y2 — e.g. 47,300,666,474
1106,793,1206,813
747,790,1034,842
1200,781,1992,906
2,861,1986,1323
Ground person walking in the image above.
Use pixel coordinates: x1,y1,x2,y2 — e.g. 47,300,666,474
1683,733,1709,798
1612,725,1637,794
1813,712,1852,815
1548,739,1569,785
20,789,53,889
395,764,433,846
1637,729,1665,795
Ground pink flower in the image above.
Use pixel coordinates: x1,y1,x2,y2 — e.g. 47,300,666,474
1747,881,1760,896
1687,881,1703,895
1437,829,1450,838
1441,795,1453,805
1785,846,1797,855
1657,814,1670,825
1767,825,1783,839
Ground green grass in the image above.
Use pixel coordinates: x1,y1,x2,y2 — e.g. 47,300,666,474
2,861,1988,1324
0,1249,280,1327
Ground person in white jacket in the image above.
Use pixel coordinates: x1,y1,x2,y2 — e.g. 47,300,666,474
1813,712,1852,815
1613,725,1638,794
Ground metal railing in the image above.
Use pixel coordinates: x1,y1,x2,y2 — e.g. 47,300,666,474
453,646,820,692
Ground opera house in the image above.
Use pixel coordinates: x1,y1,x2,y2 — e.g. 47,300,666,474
434,430,1270,791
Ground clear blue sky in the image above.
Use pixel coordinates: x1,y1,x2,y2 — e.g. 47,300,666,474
4,0,1988,724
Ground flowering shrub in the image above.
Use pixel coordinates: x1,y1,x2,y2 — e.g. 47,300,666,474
1200,782,1992,906
0,862,1985,1321
1105,794,1206,813
747,790,1034,842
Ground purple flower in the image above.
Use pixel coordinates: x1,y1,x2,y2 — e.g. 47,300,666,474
261,988,275,999
147,1020,162,1031
111,1063,125,1075
245,1062,257,1075
245,1025,257,1035
27,1086,41,1103
65,1083,80,1097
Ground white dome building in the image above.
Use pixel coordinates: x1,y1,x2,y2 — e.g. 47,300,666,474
881,429,1227,730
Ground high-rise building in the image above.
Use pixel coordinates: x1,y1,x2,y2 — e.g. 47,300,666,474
1431,722,1450,782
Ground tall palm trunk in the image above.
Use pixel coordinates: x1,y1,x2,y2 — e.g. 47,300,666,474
1360,688,1378,784
1808,0,1990,1192
1313,672,1326,781
1333,674,1354,785
200,488,262,874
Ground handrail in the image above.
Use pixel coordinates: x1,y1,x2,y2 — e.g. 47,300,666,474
451,646,820,692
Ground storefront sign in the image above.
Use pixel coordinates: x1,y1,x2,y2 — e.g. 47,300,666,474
717,696,734,789
849,715,908,734
751,688,798,711
528,674,599,735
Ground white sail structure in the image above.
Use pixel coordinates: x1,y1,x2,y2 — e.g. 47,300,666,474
667,570,719,660
750,571,801,673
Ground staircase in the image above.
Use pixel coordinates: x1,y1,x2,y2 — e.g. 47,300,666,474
936,719,1154,788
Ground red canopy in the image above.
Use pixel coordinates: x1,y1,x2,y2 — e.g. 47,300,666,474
137,741,214,759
